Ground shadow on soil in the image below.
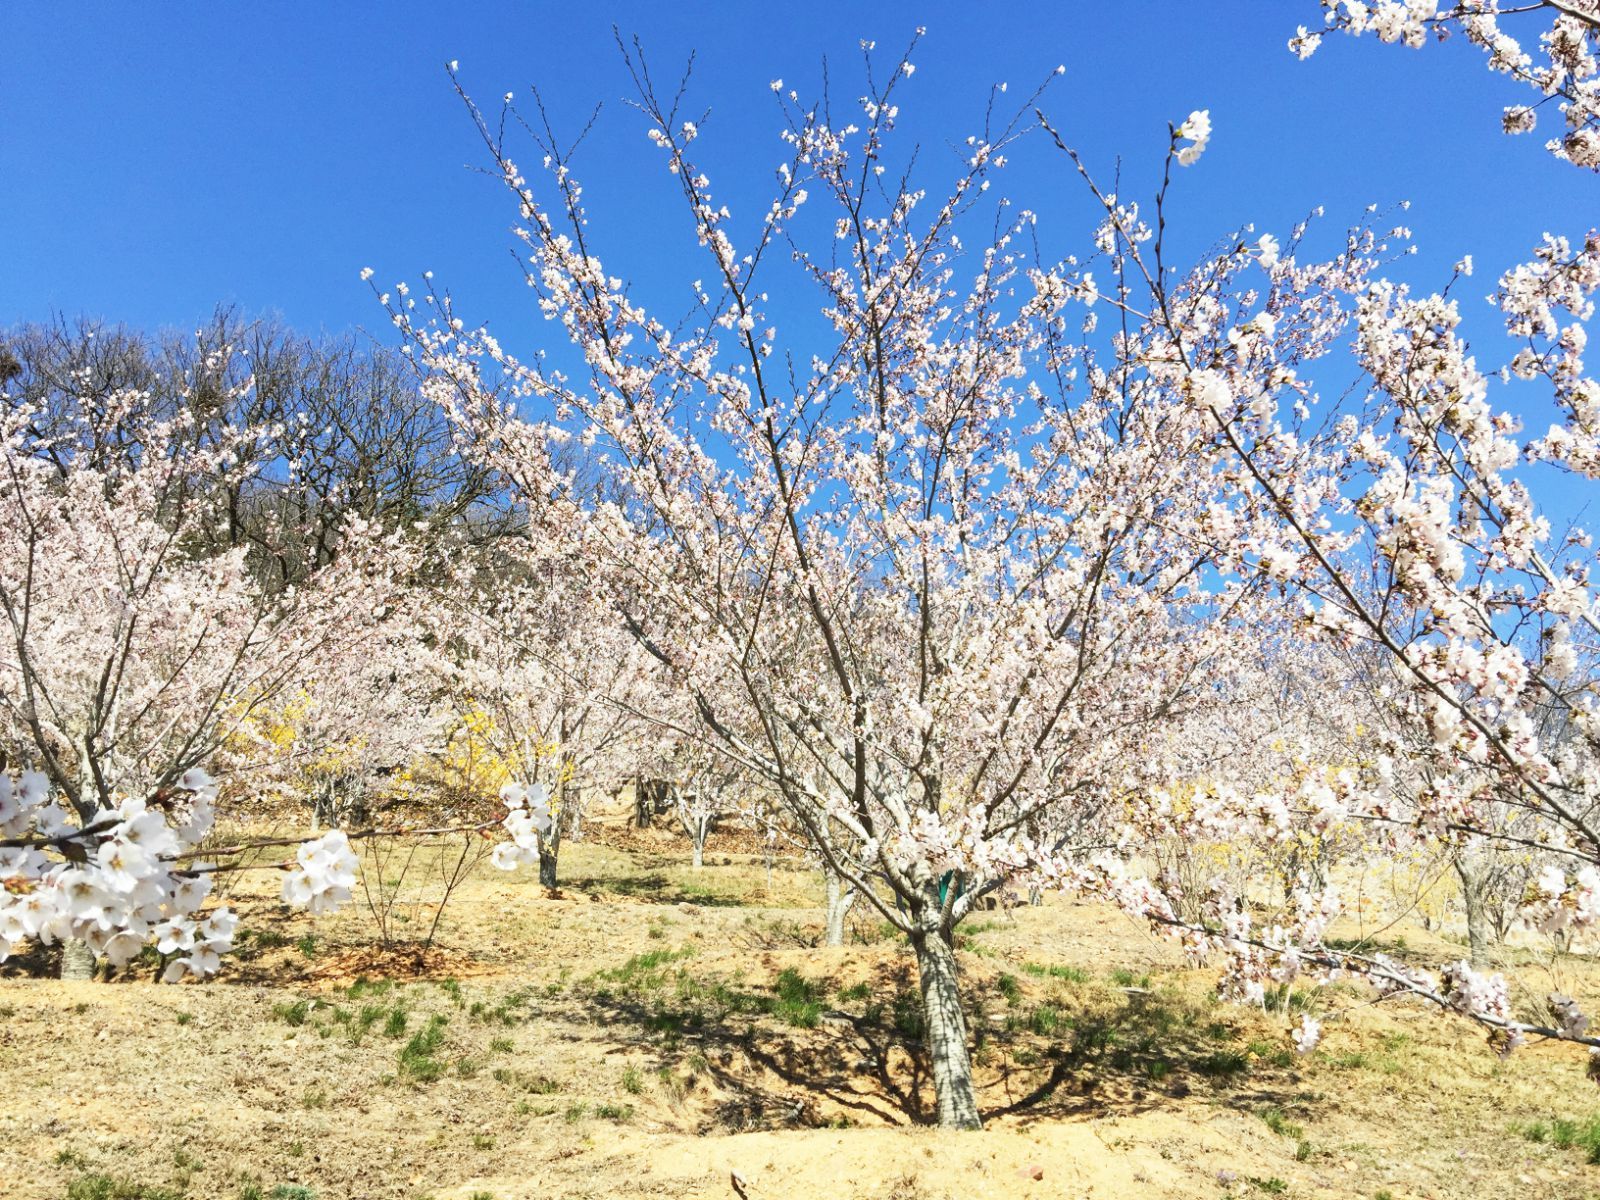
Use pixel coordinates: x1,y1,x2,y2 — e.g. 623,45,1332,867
568,945,1306,1132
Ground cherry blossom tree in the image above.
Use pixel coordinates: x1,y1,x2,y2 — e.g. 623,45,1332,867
0,340,537,979
1028,41,1600,1061
388,41,1305,1129
251,613,448,832
439,544,657,887
641,736,748,870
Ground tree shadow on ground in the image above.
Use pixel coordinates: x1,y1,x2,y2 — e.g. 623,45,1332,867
569,949,1307,1132
566,871,749,907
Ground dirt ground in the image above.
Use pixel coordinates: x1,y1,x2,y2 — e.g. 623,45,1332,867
3,821,1600,1200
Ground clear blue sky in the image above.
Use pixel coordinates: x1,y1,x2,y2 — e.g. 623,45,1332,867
4,2,1587,351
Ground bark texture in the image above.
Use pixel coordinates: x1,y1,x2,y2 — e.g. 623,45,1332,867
912,924,981,1129
59,939,96,981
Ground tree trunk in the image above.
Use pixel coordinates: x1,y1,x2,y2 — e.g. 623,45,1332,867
539,818,562,889
911,925,981,1129
691,834,704,870
539,845,558,889
824,869,856,947
1454,855,1489,967
59,938,96,981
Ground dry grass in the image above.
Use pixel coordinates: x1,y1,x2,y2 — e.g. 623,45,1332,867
3,828,1600,1199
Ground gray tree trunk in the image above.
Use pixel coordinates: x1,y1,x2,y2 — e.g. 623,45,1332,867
1454,855,1490,967
538,820,561,889
691,828,705,870
539,846,558,889
59,939,96,981
824,869,856,947
911,924,981,1129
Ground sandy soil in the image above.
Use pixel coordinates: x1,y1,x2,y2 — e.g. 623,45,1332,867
2,827,1598,1200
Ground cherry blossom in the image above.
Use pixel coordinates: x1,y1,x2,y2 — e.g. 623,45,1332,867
1294,1,1600,169
280,830,361,914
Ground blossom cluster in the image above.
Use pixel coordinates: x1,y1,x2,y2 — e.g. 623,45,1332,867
1293,2,1600,169
280,830,360,914
490,782,554,871
0,768,231,981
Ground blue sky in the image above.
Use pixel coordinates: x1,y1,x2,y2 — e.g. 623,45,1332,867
4,2,1586,354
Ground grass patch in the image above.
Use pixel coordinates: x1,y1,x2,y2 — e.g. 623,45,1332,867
398,1014,450,1082
271,999,311,1027
1026,1004,1064,1037
597,946,697,985
1194,1049,1249,1078
1519,1113,1600,1163
66,1177,184,1200
586,949,828,1035
771,968,824,1028
1259,1105,1305,1140
1247,1039,1296,1069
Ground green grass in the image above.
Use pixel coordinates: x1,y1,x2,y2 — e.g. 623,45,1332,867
1194,1049,1249,1078
273,991,412,1047
1259,1105,1305,1140
1026,1004,1064,1036
1022,962,1091,984
271,999,312,1027
771,968,824,1028
398,1014,450,1082
343,976,394,999
587,949,829,1035
1519,1113,1600,1163
66,1177,183,1200
598,946,697,984
1247,1039,1296,1069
